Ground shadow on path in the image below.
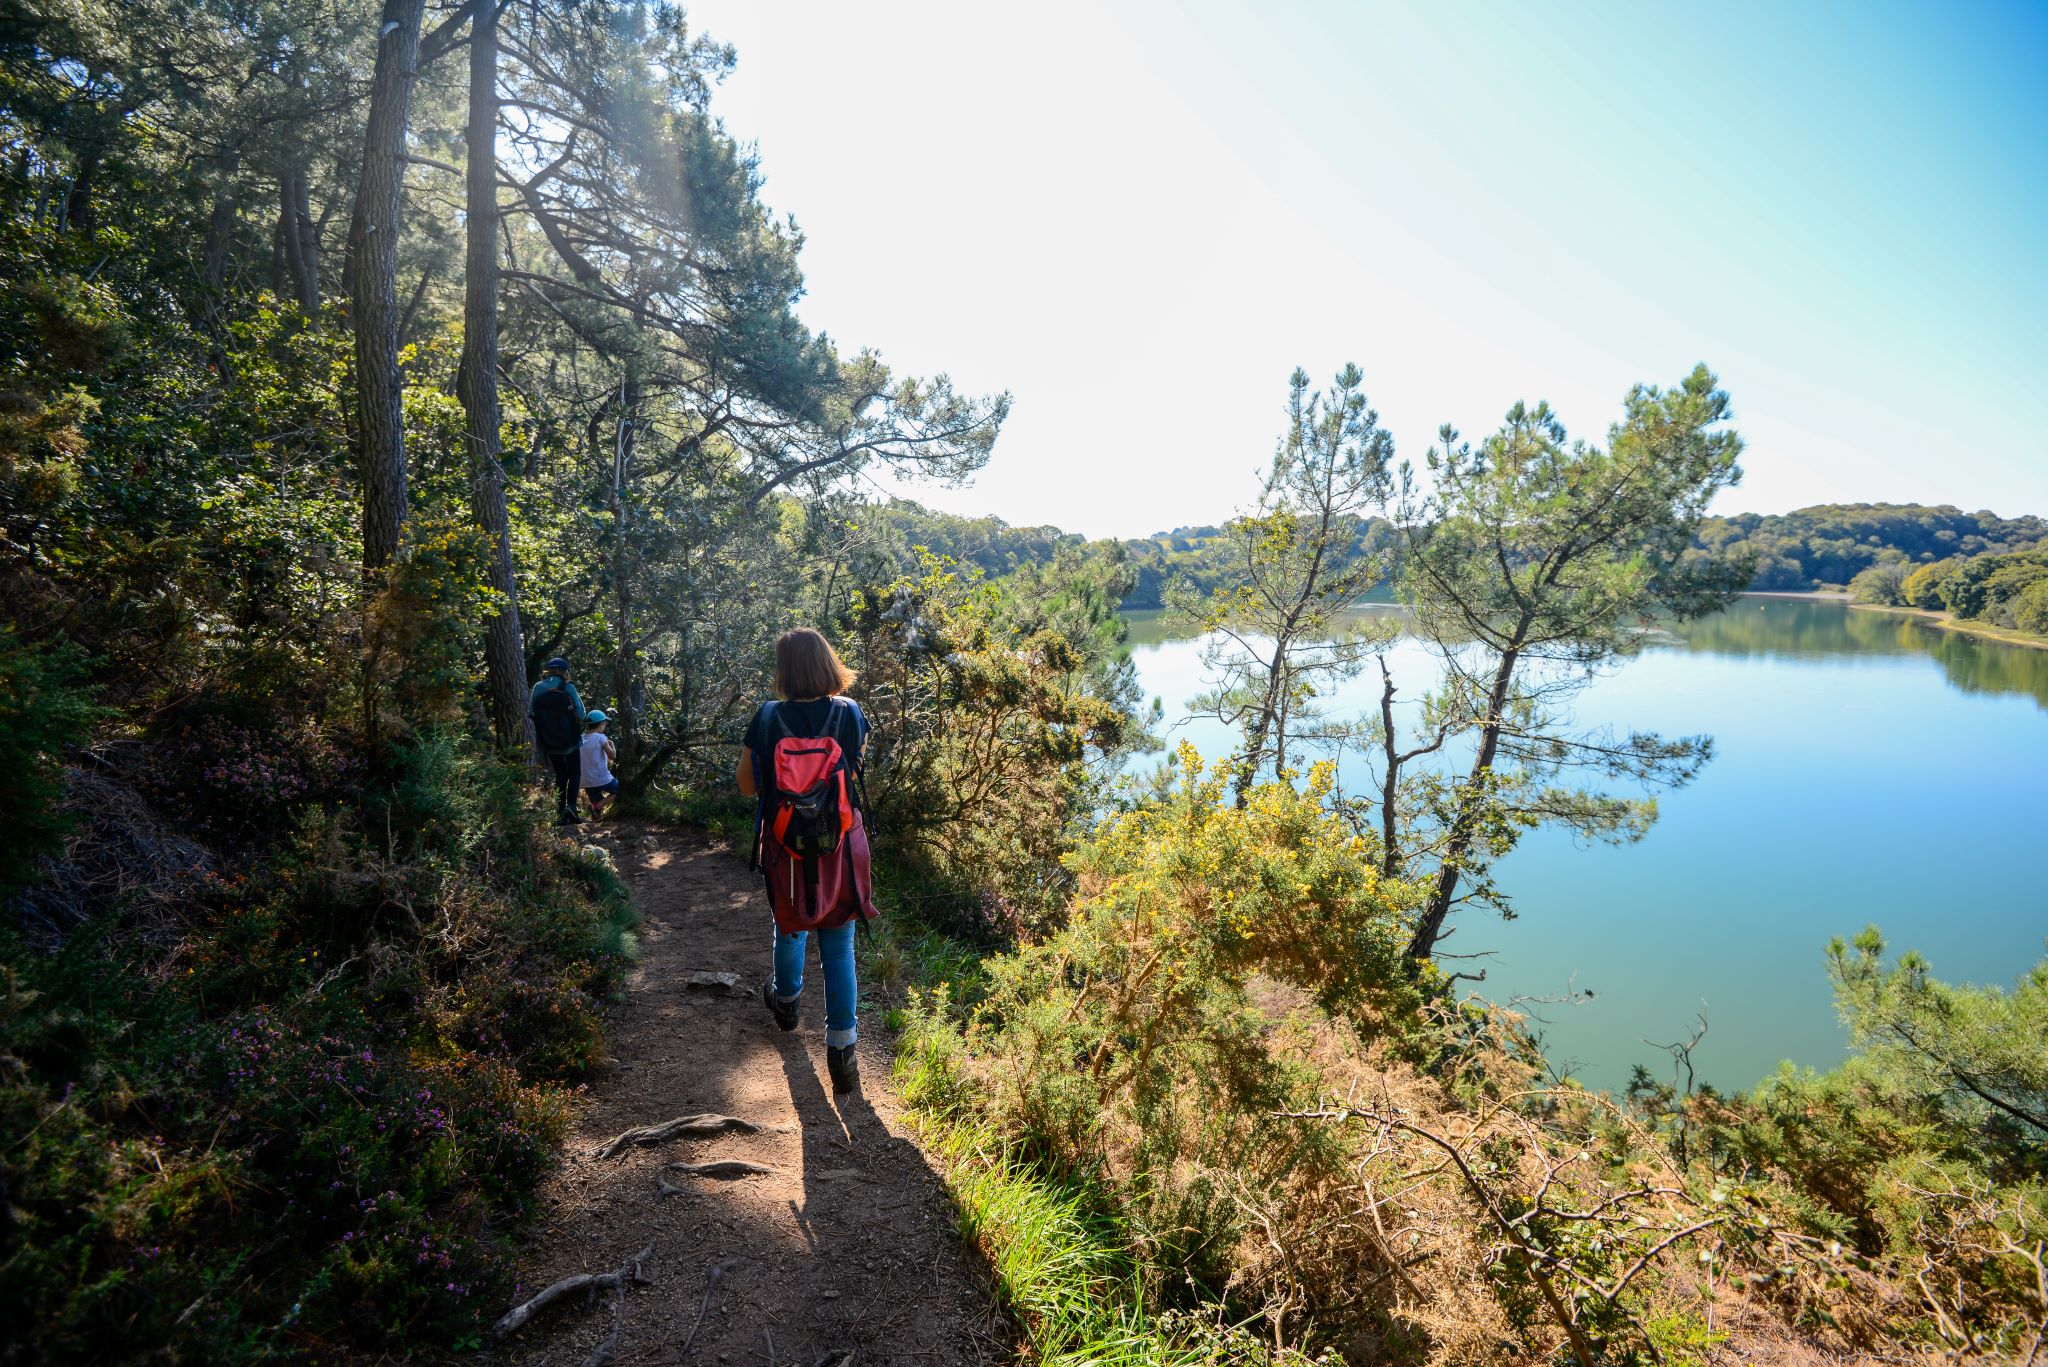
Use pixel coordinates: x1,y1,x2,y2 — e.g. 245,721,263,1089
494,823,1003,1367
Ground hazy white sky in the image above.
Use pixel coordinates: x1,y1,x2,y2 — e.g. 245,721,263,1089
684,0,2048,540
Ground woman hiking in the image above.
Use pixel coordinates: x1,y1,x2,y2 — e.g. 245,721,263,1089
736,628,876,1095
530,656,587,825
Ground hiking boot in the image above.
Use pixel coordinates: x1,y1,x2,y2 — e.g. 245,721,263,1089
827,1043,859,1095
762,980,799,1032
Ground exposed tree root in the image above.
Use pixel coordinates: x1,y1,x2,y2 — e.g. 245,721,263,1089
664,1158,776,1179
592,1112,764,1160
677,1257,741,1359
489,1242,654,1342
581,1279,628,1367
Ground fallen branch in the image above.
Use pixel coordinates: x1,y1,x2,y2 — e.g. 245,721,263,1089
664,1158,775,1180
489,1242,654,1342
677,1257,740,1359
593,1113,764,1160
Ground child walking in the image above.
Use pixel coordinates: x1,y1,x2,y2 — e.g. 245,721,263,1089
580,710,619,818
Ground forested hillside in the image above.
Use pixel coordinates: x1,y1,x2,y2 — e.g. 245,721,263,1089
875,500,2048,609
1693,503,2048,591
4,3,2043,1366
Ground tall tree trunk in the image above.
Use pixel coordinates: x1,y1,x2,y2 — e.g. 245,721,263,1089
1405,640,1523,964
455,0,533,756
280,167,321,315
271,209,288,297
607,373,642,777
345,0,427,575
1378,659,1401,879
201,150,240,291
63,148,98,231
278,174,306,306
1232,639,1288,808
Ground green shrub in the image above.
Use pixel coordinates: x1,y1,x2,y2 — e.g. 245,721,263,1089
1900,558,1961,610
1847,560,1909,605
2013,577,2048,635
0,730,636,1361
0,631,102,892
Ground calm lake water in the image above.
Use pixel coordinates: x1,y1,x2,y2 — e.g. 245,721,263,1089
1122,598,2048,1093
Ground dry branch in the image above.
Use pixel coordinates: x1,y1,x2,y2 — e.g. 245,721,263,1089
592,1112,764,1160
489,1242,653,1342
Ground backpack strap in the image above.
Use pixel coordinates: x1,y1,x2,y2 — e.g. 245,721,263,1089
830,698,873,817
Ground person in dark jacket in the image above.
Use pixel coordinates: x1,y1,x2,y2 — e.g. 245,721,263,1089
530,657,587,825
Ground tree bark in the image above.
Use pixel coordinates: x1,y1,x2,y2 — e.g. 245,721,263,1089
1378,659,1401,879
1405,640,1522,964
455,0,534,756
345,0,427,574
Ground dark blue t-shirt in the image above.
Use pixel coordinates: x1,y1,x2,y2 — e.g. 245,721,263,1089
743,697,869,773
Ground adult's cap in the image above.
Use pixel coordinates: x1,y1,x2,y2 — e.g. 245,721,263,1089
545,656,571,672
586,709,609,723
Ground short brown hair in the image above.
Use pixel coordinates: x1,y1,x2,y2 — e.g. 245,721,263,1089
774,627,856,700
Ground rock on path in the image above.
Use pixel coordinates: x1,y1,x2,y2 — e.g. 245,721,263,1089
495,824,1005,1367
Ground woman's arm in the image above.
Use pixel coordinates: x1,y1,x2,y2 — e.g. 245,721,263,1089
735,745,757,797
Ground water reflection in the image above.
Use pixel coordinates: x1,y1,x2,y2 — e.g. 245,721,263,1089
1672,600,2048,710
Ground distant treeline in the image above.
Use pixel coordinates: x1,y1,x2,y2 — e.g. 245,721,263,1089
1692,503,2047,591
857,504,1393,607
868,500,2048,610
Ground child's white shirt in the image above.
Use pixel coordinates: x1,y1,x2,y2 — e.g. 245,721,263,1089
580,732,615,786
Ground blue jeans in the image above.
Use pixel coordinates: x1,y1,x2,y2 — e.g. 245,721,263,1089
771,922,858,1047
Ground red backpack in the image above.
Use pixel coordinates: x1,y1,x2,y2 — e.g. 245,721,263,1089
751,701,878,934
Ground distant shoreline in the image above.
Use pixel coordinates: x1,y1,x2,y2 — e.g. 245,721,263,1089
1739,590,1851,602
1740,590,2048,651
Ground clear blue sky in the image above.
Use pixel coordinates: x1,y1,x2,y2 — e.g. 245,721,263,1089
684,0,2048,539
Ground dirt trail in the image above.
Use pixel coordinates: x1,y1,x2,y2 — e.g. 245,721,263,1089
495,824,1005,1367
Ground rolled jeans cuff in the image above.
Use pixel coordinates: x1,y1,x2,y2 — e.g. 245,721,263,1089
825,1025,858,1048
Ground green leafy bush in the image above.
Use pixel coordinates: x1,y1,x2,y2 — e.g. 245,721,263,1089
847,553,1141,932
0,631,102,892
0,734,635,1360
